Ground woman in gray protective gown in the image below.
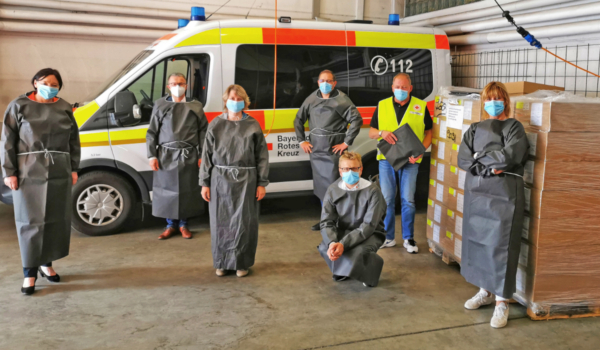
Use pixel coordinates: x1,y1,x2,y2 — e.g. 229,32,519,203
200,84,269,278
458,82,529,329
2,68,80,295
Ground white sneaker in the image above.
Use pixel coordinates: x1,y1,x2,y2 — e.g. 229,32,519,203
216,269,226,277
236,270,249,278
380,239,396,248
403,239,419,254
490,302,509,328
464,289,494,310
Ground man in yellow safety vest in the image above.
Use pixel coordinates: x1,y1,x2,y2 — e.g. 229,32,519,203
368,73,433,254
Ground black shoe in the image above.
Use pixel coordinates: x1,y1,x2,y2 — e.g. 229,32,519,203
311,223,321,231
332,275,348,282
39,268,60,283
21,277,37,295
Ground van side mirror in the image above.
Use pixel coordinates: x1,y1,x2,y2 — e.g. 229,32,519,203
110,91,142,127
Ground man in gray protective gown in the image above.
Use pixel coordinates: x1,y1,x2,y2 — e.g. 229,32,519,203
318,151,386,287
146,73,208,240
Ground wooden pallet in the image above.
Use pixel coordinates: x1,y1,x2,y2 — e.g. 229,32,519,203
428,240,460,266
527,304,600,321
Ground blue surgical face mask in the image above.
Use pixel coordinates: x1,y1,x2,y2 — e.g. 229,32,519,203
37,84,59,100
342,170,360,185
319,82,333,95
226,99,245,113
394,89,409,101
484,100,505,117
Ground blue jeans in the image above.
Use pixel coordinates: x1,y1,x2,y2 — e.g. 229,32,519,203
379,160,420,241
166,218,188,229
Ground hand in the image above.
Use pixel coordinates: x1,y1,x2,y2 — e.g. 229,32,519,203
300,141,313,154
4,176,18,190
72,172,78,185
409,154,423,164
149,158,159,171
256,186,266,201
331,143,348,155
198,159,202,168
201,186,210,202
381,131,397,145
329,243,344,261
492,169,504,175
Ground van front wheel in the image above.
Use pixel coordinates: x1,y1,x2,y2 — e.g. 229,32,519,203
71,171,136,236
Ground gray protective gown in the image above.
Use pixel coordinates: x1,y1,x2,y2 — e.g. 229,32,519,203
458,118,529,298
318,179,387,287
146,96,208,220
294,90,363,200
1,93,80,267
200,114,269,270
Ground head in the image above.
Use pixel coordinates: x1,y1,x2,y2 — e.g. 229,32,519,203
392,73,412,102
31,68,63,99
223,84,250,112
339,151,363,185
168,73,187,98
318,70,337,95
481,82,511,119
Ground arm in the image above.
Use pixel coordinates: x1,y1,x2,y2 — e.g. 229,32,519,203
255,130,270,187
196,104,208,156
475,122,529,172
294,101,310,144
457,124,477,171
338,188,386,250
319,189,339,245
1,104,19,178
146,104,161,159
199,128,215,187
67,110,81,172
342,105,363,146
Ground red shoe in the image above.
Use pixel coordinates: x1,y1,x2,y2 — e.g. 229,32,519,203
180,227,193,239
158,227,176,240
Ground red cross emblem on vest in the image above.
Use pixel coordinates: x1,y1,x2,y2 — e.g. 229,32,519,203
414,105,421,111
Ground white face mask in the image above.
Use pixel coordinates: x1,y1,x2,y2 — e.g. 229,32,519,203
170,85,186,98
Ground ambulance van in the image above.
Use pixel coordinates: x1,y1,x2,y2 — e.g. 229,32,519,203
30,14,452,235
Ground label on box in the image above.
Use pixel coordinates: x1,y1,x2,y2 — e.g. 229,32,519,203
447,105,465,129
447,209,455,219
526,132,537,156
436,183,444,202
516,267,525,292
522,216,530,240
455,215,463,235
519,243,529,267
463,101,473,121
449,187,456,196
524,161,534,184
458,170,466,190
440,120,447,139
441,99,449,117
530,103,544,126
427,219,433,227
457,193,464,213
448,98,458,105
437,141,446,160
437,163,445,182
434,204,442,223
524,187,531,212
446,231,453,240
450,166,458,175
428,198,434,208
454,238,462,258
431,159,436,166
433,224,440,243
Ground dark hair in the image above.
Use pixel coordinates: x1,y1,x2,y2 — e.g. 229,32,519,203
31,68,63,91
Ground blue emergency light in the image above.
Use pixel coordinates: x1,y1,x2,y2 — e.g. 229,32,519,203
388,14,400,25
178,19,190,28
191,7,206,21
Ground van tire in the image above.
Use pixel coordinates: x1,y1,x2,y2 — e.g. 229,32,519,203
71,171,136,236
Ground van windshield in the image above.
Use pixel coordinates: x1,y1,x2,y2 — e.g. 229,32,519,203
82,50,153,103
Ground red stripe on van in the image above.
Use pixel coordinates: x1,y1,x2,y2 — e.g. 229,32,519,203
246,110,266,129
427,100,435,116
435,35,450,50
205,111,221,122
346,31,356,46
262,28,347,46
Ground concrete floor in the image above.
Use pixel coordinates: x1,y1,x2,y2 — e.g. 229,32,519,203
0,197,599,350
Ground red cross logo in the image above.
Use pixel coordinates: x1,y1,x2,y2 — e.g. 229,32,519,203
414,105,421,111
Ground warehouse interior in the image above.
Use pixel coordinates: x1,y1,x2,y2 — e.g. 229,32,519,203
2,0,600,349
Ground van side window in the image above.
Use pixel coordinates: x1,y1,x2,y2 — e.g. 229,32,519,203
235,45,348,110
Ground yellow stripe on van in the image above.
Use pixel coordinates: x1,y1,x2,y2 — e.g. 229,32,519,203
80,131,109,147
74,101,100,127
175,28,220,47
263,109,299,132
220,28,263,44
109,128,148,145
354,31,436,49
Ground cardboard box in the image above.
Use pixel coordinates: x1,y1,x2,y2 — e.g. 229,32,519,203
445,207,464,236
446,124,471,145
430,158,449,183
426,198,447,227
434,95,445,118
441,228,455,252
445,164,466,190
432,116,448,140
523,159,600,191
526,187,600,219
450,143,460,166
426,219,444,246
523,215,600,251
526,128,600,162
431,138,452,163
444,186,465,214
429,179,446,203
503,81,564,97
513,100,600,132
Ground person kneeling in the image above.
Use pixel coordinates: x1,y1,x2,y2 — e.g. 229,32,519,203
317,152,387,287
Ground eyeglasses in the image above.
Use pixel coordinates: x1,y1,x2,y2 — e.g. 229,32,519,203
339,167,361,172
318,79,335,84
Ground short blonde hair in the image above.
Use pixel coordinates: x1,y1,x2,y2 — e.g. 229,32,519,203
223,84,251,111
393,73,411,86
339,151,362,167
481,82,511,118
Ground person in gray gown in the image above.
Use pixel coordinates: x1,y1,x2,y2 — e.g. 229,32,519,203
318,151,386,287
457,82,529,329
294,70,363,231
200,84,269,278
147,73,208,240
2,68,80,295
